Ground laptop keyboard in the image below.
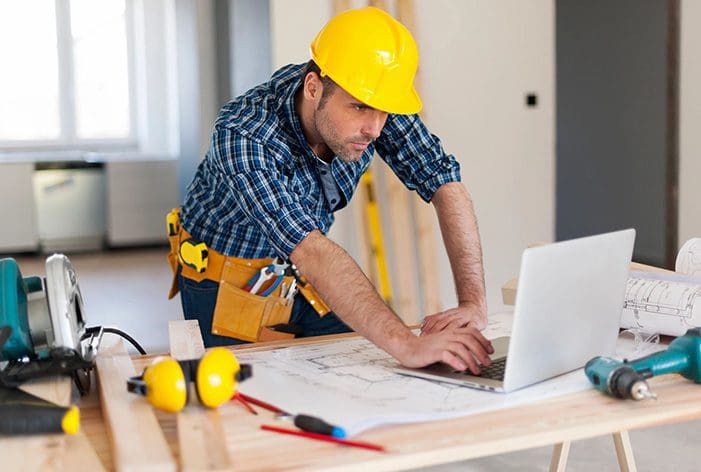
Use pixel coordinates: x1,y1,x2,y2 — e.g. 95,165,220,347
475,357,507,380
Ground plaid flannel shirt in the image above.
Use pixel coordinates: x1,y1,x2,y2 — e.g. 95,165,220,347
181,63,461,259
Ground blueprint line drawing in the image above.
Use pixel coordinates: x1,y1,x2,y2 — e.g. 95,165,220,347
621,271,701,336
237,311,660,436
676,238,701,277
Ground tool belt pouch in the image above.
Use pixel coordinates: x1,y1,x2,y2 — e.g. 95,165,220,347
211,262,294,342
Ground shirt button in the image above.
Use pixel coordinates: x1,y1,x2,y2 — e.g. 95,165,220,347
320,170,327,175
330,199,337,205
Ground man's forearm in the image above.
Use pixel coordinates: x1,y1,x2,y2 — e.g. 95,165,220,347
432,182,487,310
289,230,415,360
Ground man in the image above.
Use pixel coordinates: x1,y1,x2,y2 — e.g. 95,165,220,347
170,7,493,373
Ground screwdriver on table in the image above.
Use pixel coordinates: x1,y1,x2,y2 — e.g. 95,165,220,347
294,414,346,438
0,388,80,435
237,393,346,437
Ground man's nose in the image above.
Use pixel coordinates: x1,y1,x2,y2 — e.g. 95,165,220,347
361,111,388,140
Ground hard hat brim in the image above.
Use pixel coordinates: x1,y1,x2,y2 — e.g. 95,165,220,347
372,86,423,115
339,81,423,115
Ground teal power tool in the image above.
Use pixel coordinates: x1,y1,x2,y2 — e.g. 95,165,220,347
585,328,701,400
0,254,102,391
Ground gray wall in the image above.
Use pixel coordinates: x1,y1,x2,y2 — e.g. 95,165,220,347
556,0,670,266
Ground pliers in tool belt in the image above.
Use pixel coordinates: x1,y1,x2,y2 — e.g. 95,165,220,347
244,264,283,296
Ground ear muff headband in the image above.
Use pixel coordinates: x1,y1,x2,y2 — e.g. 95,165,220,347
196,347,240,408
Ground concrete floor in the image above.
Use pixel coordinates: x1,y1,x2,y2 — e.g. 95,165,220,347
6,247,700,471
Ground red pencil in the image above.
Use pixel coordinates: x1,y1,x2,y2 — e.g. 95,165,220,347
260,424,386,452
233,392,258,415
237,392,286,414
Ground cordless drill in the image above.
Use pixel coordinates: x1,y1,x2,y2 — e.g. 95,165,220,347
585,328,701,400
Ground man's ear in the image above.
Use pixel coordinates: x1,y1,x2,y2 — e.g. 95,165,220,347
303,72,322,102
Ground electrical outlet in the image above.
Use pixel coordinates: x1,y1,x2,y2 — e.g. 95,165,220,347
526,93,538,107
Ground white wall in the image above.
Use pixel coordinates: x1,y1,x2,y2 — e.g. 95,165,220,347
269,0,331,68
679,0,701,245
416,0,555,310
268,0,555,312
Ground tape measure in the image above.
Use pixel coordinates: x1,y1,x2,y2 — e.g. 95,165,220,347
178,239,208,273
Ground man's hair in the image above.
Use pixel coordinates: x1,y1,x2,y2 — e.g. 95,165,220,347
302,60,338,109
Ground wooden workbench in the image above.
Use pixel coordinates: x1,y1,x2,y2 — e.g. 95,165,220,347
58,331,699,471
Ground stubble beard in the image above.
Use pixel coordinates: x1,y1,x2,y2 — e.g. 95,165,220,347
313,107,366,163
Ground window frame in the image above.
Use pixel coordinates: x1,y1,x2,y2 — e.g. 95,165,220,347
0,0,138,152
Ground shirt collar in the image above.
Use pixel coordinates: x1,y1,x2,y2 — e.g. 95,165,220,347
281,65,316,161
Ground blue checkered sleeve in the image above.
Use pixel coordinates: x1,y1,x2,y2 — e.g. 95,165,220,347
375,113,461,202
203,127,319,258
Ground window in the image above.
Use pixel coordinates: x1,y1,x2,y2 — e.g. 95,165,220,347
0,2,62,141
71,0,132,140
0,0,177,157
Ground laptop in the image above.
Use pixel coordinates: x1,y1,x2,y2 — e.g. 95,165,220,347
394,228,636,393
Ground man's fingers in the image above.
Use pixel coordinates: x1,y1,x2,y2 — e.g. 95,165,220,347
437,333,492,374
421,312,456,334
442,343,483,374
462,336,492,367
457,326,494,354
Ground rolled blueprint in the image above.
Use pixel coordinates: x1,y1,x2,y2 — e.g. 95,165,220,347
620,271,701,336
676,238,701,277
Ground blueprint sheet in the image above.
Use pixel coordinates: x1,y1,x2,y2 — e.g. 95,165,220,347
238,312,662,436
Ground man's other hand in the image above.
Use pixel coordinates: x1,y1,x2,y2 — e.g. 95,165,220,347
400,326,494,374
420,304,487,335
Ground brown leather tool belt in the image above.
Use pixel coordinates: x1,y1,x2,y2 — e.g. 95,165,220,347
166,209,330,342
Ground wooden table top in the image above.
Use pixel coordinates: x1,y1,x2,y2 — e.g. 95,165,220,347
77,333,701,471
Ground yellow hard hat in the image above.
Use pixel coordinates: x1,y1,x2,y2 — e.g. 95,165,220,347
310,6,422,115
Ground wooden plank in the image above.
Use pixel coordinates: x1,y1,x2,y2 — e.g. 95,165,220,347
397,0,442,316
379,160,421,323
19,375,72,407
96,334,175,471
168,320,231,471
333,0,351,13
0,432,104,471
364,0,422,321
168,319,205,359
368,0,389,12
334,0,373,283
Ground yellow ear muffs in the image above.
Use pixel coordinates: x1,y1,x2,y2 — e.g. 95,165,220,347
127,349,252,412
195,347,241,408
127,357,188,413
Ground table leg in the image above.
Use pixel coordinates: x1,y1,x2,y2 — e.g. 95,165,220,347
612,431,637,472
549,441,571,472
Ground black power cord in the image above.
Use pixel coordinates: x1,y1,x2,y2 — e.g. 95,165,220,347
82,326,147,355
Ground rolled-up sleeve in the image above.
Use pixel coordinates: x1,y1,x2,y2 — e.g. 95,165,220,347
374,114,461,203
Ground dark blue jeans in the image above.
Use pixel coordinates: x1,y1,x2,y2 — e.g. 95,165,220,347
177,270,352,347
